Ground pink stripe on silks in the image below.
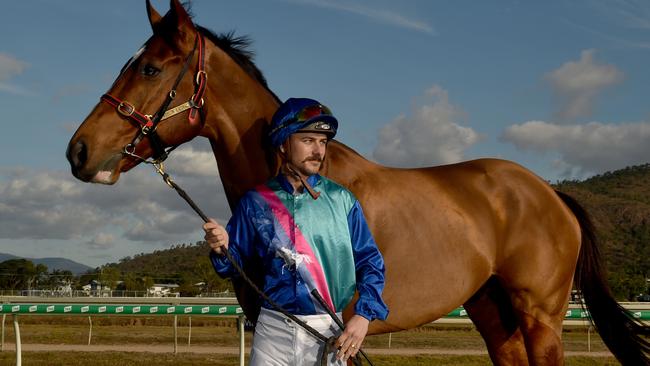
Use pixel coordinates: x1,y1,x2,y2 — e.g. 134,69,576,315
256,185,335,312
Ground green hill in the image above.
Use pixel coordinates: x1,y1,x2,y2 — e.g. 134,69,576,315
555,164,650,300
100,242,232,296
0,253,92,275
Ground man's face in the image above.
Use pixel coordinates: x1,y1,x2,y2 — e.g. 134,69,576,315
283,132,328,177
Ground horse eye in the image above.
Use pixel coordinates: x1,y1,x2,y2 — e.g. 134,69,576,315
142,64,160,77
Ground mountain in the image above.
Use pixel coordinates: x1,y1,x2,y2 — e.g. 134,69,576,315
554,163,650,300
101,242,231,296
0,253,93,275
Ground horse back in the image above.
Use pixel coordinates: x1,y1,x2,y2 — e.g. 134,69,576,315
325,151,580,330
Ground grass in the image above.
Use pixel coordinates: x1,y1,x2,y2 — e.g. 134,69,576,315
0,352,619,366
363,324,610,352
0,317,617,365
1,317,609,351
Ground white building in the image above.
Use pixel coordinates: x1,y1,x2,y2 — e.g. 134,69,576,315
148,283,180,297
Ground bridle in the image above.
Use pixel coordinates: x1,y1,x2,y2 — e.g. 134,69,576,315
100,32,207,165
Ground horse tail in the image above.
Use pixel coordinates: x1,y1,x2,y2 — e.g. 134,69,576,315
556,190,650,366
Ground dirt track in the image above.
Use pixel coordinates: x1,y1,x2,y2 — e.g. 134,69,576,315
1,343,614,357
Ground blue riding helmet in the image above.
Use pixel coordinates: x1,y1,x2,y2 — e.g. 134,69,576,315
269,98,338,148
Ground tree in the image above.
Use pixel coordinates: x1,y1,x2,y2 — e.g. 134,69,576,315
99,266,121,290
42,269,74,290
0,259,47,291
194,256,231,293
140,276,154,292
122,272,138,291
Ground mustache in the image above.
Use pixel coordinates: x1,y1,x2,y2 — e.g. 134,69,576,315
303,155,323,163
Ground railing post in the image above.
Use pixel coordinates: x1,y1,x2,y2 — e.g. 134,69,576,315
173,315,178,354
87,316,93,345
13,314,21,366
188,316,192,347
238,316,245,366
2,313,5,352
587,325,592,352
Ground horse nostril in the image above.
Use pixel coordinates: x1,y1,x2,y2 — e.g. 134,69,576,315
67,140,88,171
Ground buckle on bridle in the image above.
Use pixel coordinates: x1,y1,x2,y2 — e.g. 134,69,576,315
189,96,204,109
124,143,136,156
141,124,155,135
117,101,135,117
195,70,207,84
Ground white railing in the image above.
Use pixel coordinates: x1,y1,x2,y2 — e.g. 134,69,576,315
0,296,244,366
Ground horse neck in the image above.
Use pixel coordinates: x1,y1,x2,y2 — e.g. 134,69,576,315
322,141,378,190
200,43,280,209
198,39,377,208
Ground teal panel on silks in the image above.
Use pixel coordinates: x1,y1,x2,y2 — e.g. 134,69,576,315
0,304,243,316
266,177,357,313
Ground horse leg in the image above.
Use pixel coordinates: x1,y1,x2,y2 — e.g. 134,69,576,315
465,276,529,366
514,308,565,366
503,269,573,365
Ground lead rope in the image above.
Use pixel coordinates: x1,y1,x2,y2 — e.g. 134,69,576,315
286,164,320,200
151,163,374,365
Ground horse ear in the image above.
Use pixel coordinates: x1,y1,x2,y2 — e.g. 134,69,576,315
146,0,162,30
168,0,195,44
169,0,193,29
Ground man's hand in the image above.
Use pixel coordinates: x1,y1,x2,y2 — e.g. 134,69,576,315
203,219,229,255
335,315,369,362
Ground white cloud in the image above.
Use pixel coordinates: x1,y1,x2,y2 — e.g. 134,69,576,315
545,49,623,121
285,0,436,35
0,151,230,248
0,53,26,80
164,145,219,177
86,233,115,250
0,53,29,95
563,18,650,49
605,0,650,30
501,120,650,177
373,86,480,168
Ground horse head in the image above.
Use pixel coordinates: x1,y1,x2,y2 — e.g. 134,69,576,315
66,0,206,184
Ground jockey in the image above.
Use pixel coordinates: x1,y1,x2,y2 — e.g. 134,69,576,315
204,97,388,365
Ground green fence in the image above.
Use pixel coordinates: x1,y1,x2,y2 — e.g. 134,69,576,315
0,303,243,316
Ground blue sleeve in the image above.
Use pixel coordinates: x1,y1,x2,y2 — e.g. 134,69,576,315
209,195,257,278
348,200,389,321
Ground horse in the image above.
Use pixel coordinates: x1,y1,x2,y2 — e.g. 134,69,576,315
66,1,648,365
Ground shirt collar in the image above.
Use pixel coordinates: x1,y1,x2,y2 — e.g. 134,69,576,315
276,173,322,194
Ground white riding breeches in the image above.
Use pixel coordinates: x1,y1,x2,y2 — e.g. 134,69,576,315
249,308,345,366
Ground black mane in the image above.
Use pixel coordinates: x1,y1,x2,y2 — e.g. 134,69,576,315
196,26,281,103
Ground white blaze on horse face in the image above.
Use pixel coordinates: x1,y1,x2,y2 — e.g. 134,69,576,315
92,171,113,184
112,44,147,87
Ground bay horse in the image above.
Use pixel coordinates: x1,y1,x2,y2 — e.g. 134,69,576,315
66,1,648,364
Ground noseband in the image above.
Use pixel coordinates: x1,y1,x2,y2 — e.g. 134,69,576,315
100,32,207,163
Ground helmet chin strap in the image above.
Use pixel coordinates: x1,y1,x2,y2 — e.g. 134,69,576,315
285,163,320,200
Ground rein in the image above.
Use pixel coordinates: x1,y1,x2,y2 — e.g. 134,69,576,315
153,163,370,366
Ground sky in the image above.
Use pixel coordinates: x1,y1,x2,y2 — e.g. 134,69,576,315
1,0,649,268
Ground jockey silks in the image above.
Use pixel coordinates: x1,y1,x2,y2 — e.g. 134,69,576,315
210,174,388,321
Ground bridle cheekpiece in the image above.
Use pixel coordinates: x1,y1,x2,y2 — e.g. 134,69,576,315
100,32,207,165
